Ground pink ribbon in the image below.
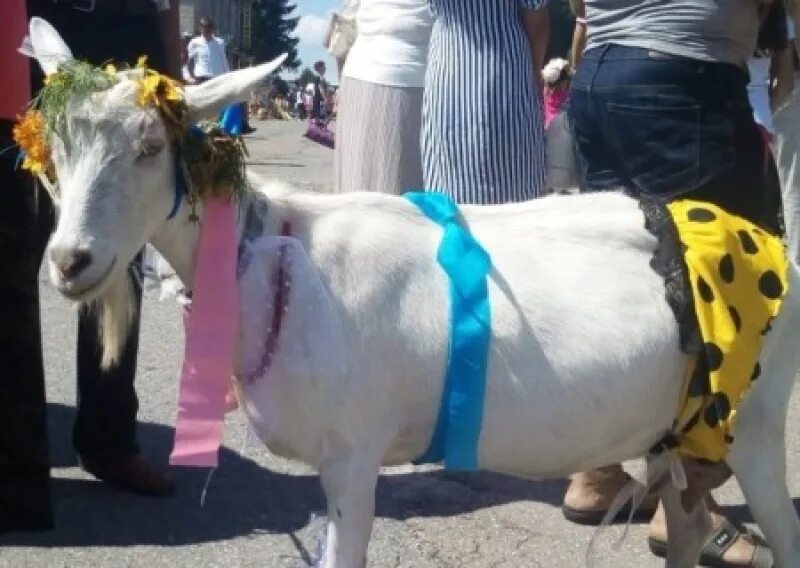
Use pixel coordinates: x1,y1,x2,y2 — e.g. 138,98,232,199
170,199,239,467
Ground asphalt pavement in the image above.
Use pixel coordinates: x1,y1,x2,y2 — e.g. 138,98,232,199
2,121,800,568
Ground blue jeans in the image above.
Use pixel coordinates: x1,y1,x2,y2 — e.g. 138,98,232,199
570,45,778,231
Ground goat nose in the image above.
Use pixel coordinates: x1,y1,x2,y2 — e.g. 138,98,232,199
51,247,93,280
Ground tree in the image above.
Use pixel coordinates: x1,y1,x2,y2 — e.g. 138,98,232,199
271,76,290,97
251,0,301,70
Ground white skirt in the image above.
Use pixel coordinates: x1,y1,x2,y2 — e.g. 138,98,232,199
774,82,800,264
334,77,424,195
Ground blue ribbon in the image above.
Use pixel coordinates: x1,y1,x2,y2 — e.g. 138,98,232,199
220,103,245,136
405,192,493,471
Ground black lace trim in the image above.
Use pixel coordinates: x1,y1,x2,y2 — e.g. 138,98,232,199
640,199,701,355
639,199,706,455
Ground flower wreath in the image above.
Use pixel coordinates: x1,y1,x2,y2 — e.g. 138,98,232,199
13,56,248,215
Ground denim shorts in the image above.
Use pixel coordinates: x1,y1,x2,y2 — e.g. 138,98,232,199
569,45,777,230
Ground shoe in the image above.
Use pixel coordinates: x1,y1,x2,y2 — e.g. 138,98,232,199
241,125,256,135
81,454,175,496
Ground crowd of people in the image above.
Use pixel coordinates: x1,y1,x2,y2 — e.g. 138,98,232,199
290,61,338,120
330,0,549,199
2,0,800,566
244,61,338,124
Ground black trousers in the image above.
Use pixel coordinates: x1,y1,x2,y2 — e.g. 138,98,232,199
0,120,54,532
25,3,167,464
73,256,143,463
0,7,170,527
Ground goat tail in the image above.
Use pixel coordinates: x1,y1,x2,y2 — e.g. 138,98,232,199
85,268,137,370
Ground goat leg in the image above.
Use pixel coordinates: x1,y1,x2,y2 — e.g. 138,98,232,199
319,452,381,568
659,482,712,568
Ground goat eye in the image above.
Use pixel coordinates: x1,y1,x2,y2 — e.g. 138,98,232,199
137,140,164,160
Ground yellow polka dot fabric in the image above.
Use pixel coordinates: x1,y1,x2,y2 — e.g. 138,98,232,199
666,200,788,462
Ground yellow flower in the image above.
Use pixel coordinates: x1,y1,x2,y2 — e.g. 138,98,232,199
158,75,184,103
136,72,161,107
136,55,149,69
12,110,51,176
136,71,183,109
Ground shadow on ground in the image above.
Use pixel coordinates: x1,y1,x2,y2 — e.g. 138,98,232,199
0,403,567,549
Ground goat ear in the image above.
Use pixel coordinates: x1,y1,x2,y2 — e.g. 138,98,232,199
184,54,288,123
22,17,74,76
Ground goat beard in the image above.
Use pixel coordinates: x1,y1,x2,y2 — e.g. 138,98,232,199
83,270,137,370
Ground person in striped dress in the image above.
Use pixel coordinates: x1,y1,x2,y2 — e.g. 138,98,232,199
422,0,550,204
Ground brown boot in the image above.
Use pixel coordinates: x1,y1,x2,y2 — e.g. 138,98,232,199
562,465,658,525
81,454,175,497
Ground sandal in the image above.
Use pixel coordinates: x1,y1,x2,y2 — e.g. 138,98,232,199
562,500,657,526
648,519,773,567
562,468,659,526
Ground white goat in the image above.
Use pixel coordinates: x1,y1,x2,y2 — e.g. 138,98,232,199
29,18,800,568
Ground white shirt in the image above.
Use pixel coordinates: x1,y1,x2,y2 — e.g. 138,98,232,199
342,0,432,88
188,36,230,79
